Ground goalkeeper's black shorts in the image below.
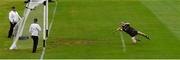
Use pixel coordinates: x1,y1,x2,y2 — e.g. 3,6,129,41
125,30,138,37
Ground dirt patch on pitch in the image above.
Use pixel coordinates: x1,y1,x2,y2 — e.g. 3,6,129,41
47,38,96,48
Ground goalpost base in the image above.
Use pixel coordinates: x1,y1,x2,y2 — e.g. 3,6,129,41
18,35,29,40
9,44,17,50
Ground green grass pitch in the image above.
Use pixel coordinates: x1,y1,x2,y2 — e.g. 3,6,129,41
0,0,180,59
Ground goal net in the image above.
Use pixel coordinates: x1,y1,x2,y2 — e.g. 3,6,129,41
9,0,47,50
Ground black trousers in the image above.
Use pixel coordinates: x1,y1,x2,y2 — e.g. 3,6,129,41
8,22,17,38
31,36,39,53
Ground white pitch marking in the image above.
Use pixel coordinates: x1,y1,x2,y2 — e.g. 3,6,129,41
120,32,126,53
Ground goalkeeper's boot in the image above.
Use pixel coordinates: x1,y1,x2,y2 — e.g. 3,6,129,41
144,35,150,40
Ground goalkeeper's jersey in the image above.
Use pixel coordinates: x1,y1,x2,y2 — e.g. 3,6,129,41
122,24,138,37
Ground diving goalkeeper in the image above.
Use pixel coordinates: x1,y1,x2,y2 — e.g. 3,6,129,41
117,22,150,44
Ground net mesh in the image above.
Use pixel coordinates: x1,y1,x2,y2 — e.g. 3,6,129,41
13,5,44,49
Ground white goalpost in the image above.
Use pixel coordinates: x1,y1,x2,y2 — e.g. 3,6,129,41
9,0,49,50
